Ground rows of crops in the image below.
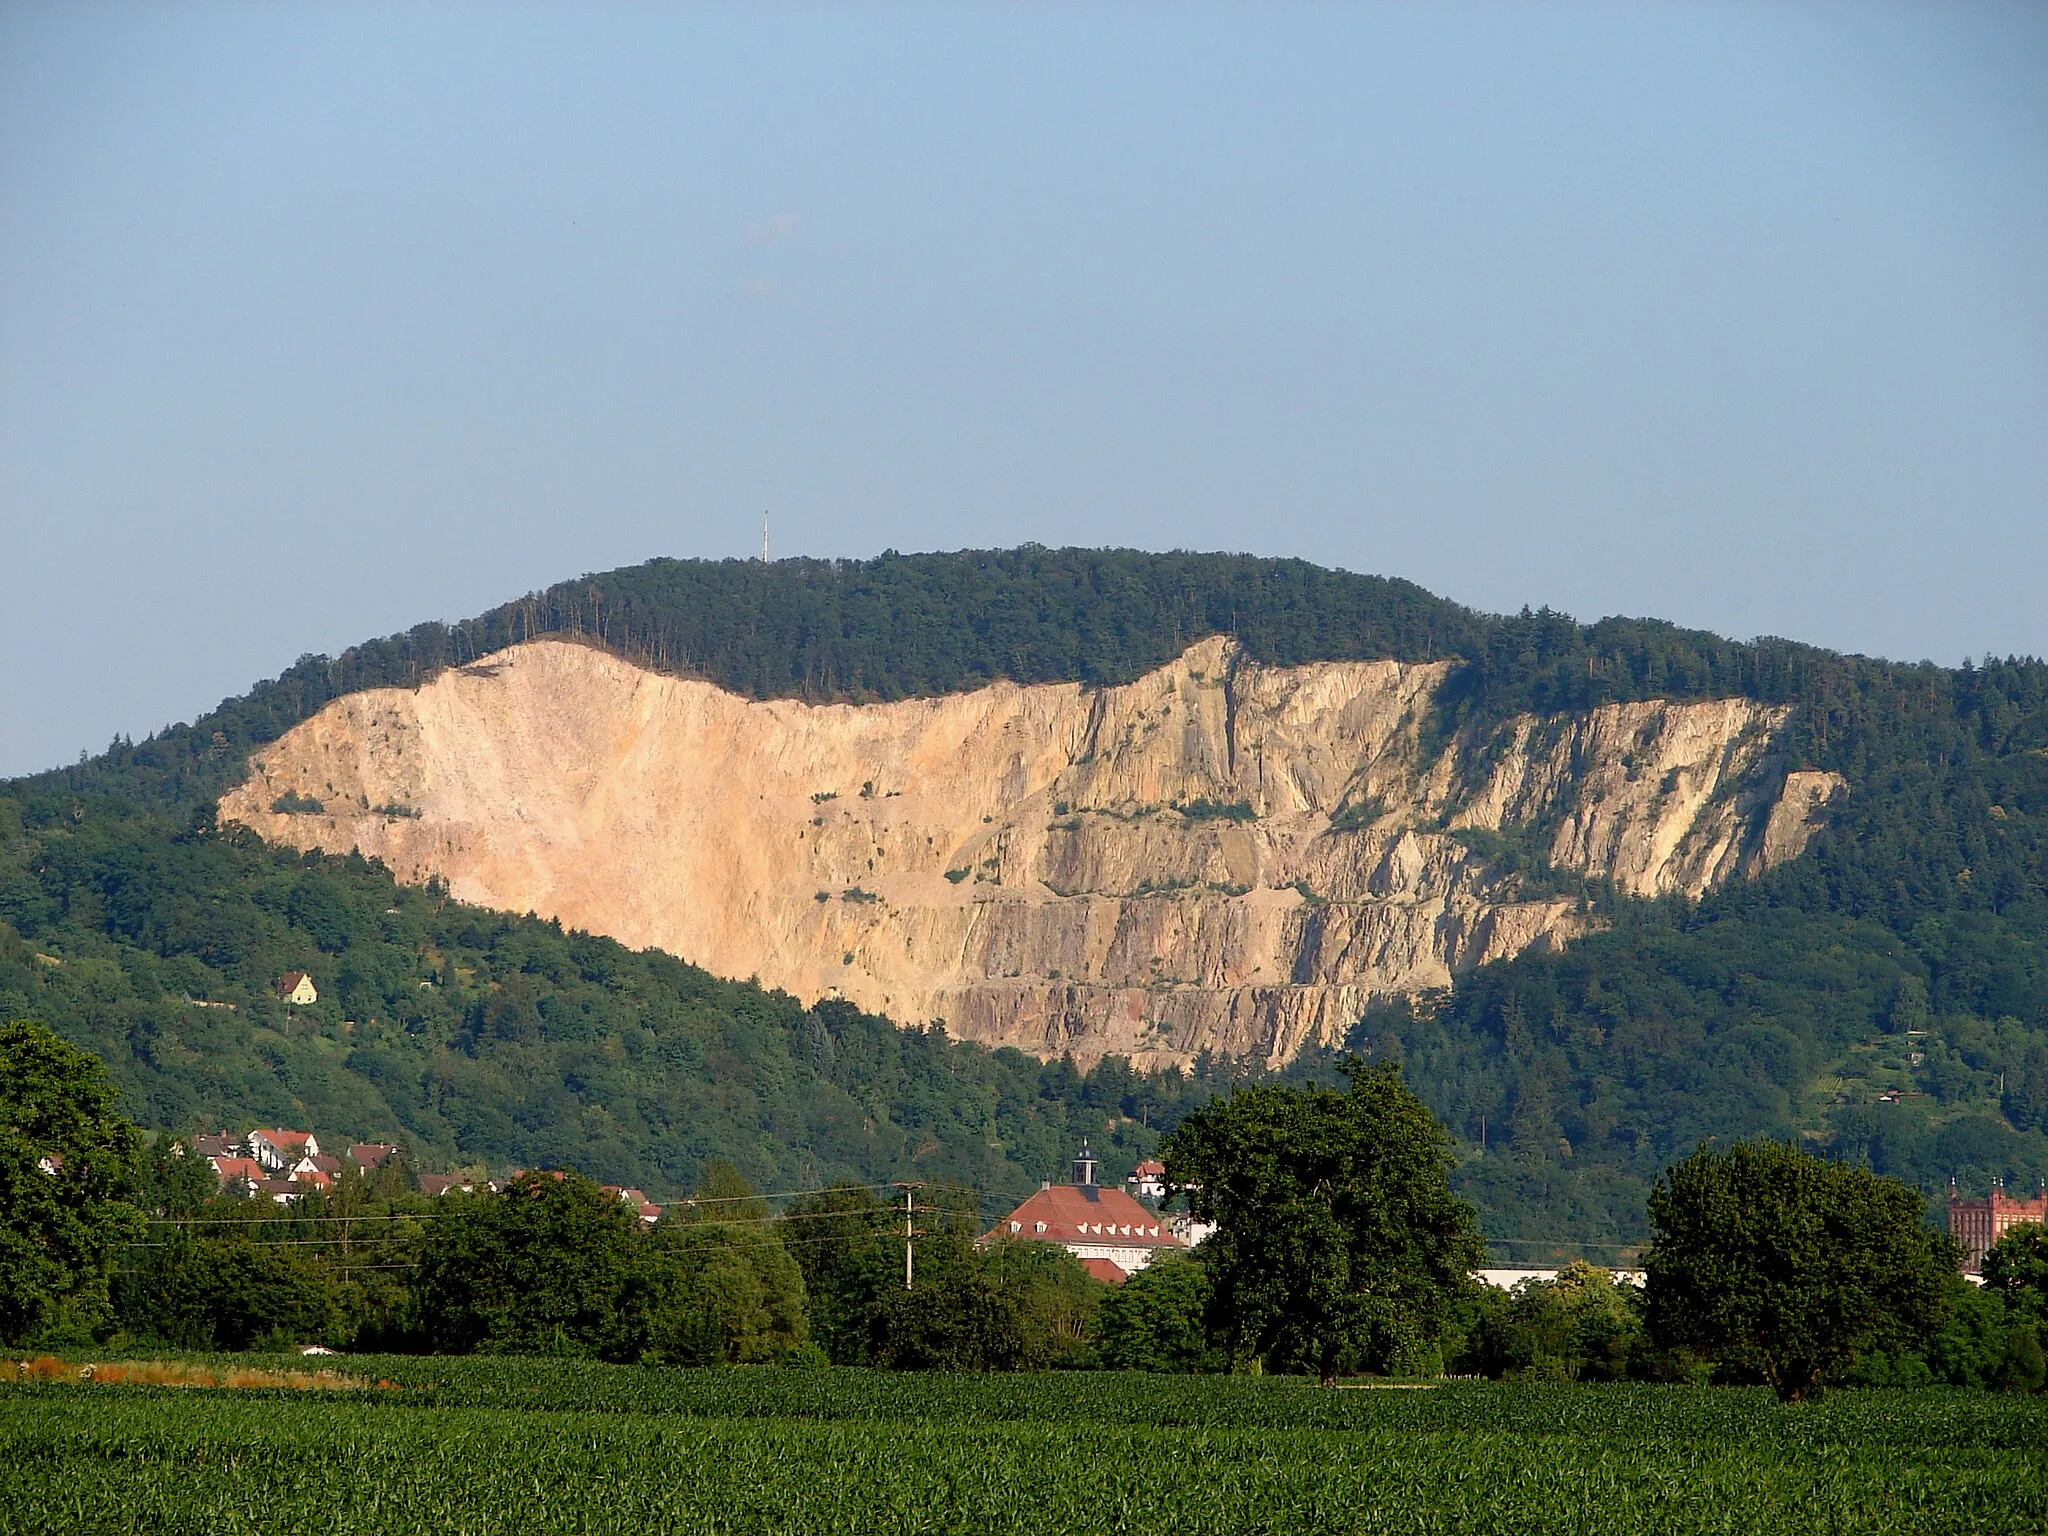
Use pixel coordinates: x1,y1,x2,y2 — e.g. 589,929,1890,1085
6,1364,2045,1534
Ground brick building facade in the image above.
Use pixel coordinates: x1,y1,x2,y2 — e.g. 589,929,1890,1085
1947,1180,2047,1273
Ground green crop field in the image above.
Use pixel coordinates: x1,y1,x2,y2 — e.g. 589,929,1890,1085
4,1359,2044,1535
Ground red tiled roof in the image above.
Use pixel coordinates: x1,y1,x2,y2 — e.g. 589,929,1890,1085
347,1143,397,1169
985,1184,1184,1247
1131,1159,1166,1177
613,1188,662,1222
209,1155,266,1186
1080,1257,1129,1285
250,1128,314,1151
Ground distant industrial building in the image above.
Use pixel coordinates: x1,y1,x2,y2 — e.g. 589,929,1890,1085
1948,1179,2047,1272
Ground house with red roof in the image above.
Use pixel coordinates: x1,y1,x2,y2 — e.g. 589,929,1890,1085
248,1128,320,1173
346,1143,399,1174
276,971,319,1005
207,1154,268,1192
982,1143,1187,1283
1125,1159,1167,1202
607,1187,663,1224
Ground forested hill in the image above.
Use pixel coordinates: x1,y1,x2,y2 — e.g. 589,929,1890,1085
6,547,2048,1250
30,546,2046,815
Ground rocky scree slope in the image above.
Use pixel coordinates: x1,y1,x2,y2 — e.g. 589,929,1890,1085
221,637,1842,1066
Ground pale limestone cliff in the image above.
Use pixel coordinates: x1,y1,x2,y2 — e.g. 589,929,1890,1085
220,638,1844,1065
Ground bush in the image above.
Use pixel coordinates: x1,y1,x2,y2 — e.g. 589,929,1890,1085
1097,1250,1223,1372
1993,1325,2046,1394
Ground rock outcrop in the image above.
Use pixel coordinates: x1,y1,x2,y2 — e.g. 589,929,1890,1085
220,637,1844,1065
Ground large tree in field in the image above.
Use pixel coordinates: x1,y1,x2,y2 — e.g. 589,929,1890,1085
1162,1059,1483,1384
0,1021,144,1345
649,1161,808,1365
409,1170,662,1359
1645,1141,1955,1402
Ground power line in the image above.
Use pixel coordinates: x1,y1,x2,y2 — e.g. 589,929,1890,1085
140,1180,915,1225
1483,1237,1642,1250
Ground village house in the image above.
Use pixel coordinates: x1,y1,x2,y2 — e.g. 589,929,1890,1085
347,1142,399,1173
248,1128,321,1173
1949,1179,2048,1273
983,1143,1187,1283
1125,1158,1167,1202
605,1186,663,1224
276,971,319,1005
207,1155,268,1193
284,1153,339,1193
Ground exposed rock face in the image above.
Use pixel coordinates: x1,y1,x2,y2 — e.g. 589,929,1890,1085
220,638,1844,1066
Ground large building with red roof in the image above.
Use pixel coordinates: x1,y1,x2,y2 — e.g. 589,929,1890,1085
983,1144,1187,1283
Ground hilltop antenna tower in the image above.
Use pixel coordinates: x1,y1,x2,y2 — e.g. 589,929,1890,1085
760,510,771,563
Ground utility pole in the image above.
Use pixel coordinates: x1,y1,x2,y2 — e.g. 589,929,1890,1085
900,1183,920,1290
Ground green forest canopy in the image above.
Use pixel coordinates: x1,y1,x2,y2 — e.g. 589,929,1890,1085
6,547,2048,1250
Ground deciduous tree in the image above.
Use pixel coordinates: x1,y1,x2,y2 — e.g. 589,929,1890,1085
1645,1141,1954,1401
408,1170,660,1359
1162,1059,1484,1384
1097,1249,1221,1372
0,1020,143,1344
649,1161,807,1365
1981,1223,2048,1325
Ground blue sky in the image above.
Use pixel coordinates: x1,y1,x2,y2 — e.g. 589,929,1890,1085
3,2,2043,776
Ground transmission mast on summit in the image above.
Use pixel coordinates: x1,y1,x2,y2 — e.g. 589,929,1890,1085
760,510,771,563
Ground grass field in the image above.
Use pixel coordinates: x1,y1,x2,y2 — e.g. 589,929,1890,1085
5,1358,2045,1534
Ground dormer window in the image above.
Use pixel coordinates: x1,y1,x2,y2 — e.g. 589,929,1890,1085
1034,1220,1047,1234
1010,1221,1021,1234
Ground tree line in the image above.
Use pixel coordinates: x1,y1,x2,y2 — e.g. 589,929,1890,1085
7,1020,2044,1399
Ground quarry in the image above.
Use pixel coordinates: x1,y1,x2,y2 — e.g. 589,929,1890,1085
220,636,1844,1065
